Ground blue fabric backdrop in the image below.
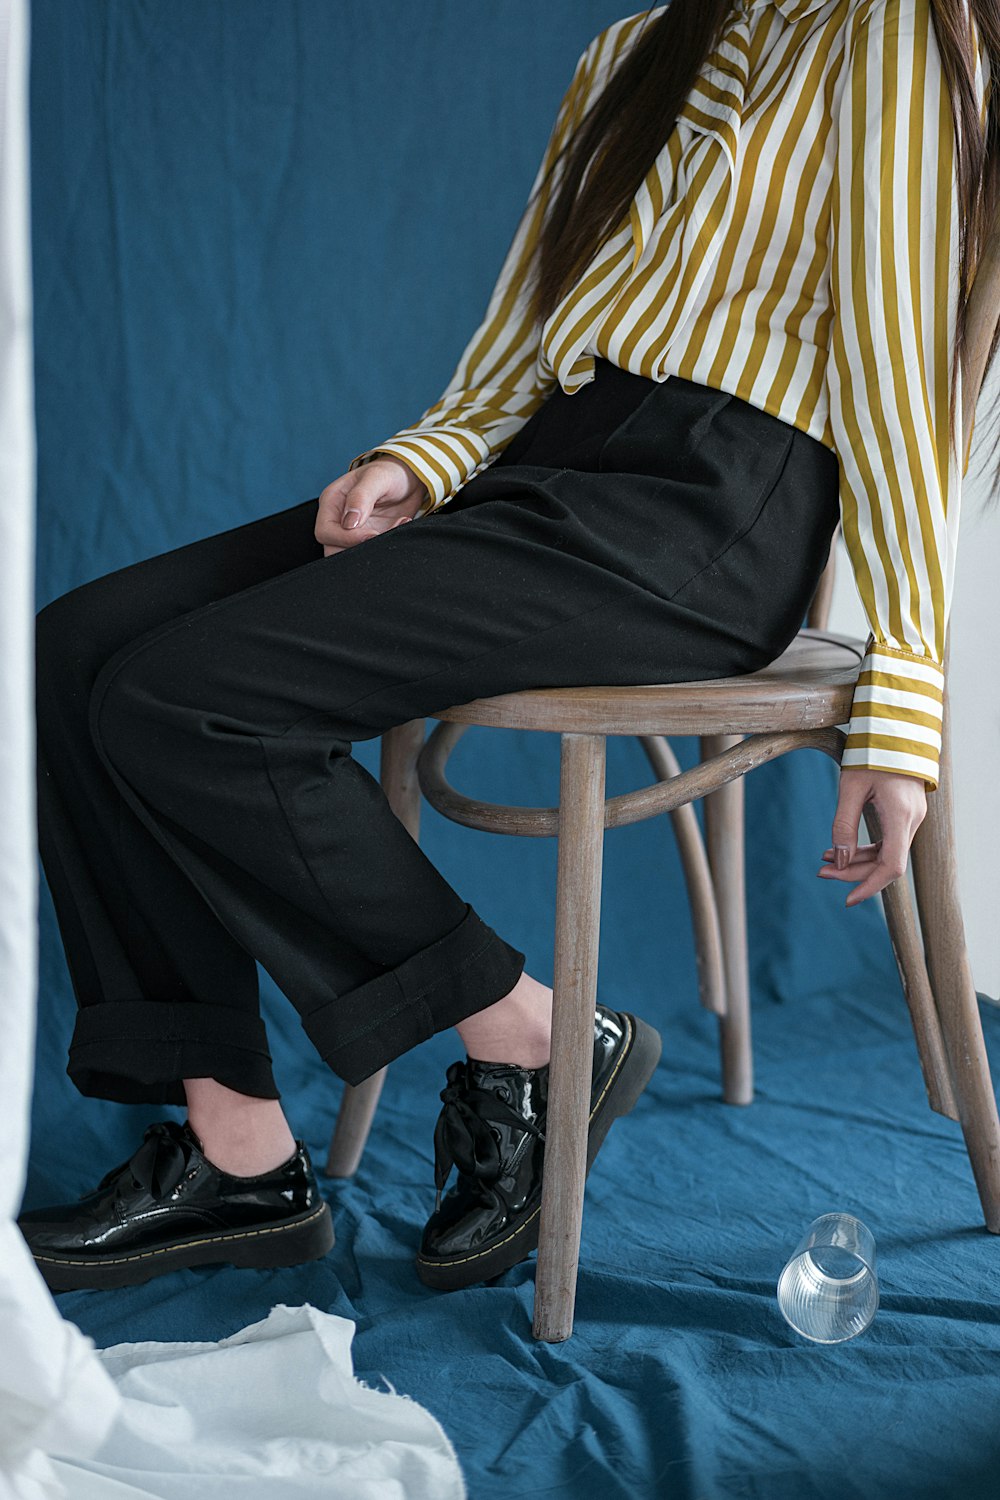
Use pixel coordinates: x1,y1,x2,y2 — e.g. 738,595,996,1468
25,3,1000,1496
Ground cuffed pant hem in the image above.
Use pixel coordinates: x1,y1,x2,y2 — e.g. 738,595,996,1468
301,903,526,1085
67,1000,280,1105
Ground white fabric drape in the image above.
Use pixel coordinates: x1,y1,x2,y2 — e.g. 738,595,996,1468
0,0,125,1491
0,4,464,1495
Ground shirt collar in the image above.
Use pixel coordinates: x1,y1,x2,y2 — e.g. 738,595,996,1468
743,0,833,19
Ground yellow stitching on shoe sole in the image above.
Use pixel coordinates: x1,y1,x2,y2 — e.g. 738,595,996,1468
416,1013,636,1270
32,1202,331,1268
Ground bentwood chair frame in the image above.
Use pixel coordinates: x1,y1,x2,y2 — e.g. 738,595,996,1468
325,211,1000,1343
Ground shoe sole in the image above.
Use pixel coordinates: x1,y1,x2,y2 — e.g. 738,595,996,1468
30,1200,335,1292
415,1010,662,1291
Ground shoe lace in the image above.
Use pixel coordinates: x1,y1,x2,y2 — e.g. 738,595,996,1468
96,1121,192,1200
432,1061,545,1211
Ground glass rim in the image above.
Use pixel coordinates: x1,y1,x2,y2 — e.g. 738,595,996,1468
792,1212,877,1268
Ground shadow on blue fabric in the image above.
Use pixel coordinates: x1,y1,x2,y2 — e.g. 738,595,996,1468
26,3,1000,1496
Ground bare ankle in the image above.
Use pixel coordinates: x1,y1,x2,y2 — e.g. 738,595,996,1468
183,1077,297,1176
455,971,553,1069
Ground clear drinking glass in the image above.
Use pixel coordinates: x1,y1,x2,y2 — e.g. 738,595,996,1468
776,1213,878,1343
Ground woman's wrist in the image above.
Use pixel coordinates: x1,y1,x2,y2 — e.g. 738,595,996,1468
360,452,431,509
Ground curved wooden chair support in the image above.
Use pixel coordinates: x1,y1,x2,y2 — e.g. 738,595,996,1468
326,207,1000,1339
417,716,849,836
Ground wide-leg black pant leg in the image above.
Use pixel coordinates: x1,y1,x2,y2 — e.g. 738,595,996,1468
35,499,421,1105
37,362,840,1106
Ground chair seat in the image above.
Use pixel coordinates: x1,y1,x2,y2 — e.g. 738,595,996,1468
432,628,866,737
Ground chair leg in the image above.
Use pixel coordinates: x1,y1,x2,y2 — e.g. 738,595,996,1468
533,732,607,1343
638,735,726,1018
860,808,958,1121
325,1067,387,1179
701,734,752,1105
324,718,425,1180
909,701,1000,1231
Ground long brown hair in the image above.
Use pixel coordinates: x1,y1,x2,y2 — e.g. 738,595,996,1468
525,0,1000,496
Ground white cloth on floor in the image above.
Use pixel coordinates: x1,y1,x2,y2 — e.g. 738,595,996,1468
0,0,125,1495
42,1303,465,1500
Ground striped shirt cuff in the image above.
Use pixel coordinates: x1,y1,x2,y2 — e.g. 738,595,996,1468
348,445,449,516
842,642,945,791
349,429,492,515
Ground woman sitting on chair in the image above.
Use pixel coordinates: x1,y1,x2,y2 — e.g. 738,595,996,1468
19,0,997,1295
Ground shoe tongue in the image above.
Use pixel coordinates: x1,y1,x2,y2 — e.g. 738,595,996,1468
464,1059,550,1119
466,1058,538,1091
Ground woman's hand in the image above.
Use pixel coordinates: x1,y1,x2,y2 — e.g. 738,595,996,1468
315,457,430,556
818,767,927,907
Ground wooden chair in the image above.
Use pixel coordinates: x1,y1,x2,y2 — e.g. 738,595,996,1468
325,213,1000,1343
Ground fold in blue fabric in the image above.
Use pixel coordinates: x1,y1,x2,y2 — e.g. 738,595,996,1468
26,736,1000,1500
27,3,1000,1496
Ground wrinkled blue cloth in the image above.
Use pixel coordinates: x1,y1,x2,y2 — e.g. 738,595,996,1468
25,737,1000,1500
26,3,1000,1496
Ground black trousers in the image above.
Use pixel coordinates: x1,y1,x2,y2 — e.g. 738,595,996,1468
35,359,841,1105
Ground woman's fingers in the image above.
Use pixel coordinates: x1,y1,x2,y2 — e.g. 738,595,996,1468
314,465,418,554
839,821,910,906
827,771,866,869
819,767,926,907
820,841,882,865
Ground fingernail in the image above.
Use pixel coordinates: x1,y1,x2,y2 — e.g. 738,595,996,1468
344,510,361,529
834,846,850,870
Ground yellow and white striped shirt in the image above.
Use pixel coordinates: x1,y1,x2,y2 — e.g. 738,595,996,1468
350,0,991,790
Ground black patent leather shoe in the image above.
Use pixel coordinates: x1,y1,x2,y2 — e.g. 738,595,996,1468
416,1003,661,1291
17,1119,334,1292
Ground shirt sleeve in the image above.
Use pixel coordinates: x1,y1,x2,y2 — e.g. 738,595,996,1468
828,0,990,792
347,36,603,517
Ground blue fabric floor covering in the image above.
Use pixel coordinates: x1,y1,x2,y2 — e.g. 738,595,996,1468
23,738,1000,1500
